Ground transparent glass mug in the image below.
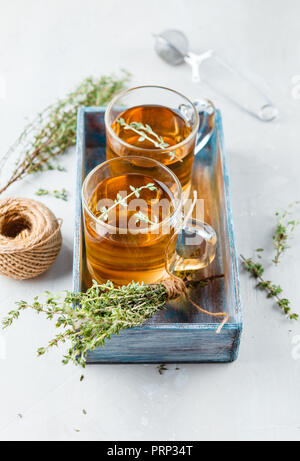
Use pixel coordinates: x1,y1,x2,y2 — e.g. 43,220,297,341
171,218,217,272
105,86,214,198
82,156,183,286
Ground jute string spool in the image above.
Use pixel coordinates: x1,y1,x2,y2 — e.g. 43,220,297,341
0,197,62,279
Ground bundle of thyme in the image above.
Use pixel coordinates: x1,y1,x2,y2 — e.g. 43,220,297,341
2,280,168,367
1,273,229,367
0,72,129,195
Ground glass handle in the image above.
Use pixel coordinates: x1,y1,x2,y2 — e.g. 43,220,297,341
168,219,217,273
193,99,215,155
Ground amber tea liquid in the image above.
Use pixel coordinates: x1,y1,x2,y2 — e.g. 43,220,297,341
106,105,195,195
84,172,178,285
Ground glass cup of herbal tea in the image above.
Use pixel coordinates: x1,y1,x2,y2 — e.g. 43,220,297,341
105,86,209,198
82,156,183,286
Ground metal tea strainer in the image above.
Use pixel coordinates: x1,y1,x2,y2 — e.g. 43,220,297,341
154,29,278,122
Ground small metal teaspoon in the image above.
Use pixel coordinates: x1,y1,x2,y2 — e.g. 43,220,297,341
154,29,278,122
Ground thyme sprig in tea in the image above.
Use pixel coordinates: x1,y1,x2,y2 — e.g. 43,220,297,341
117,119,169,148
99,182,158,224
117,118,181,162
134,210,158,225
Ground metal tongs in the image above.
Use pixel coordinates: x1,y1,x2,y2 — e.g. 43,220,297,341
154,29,278,122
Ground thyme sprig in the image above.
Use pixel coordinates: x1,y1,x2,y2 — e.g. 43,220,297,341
240,255,298,320
117,118,182,162
99,182,158,224
134,210,158,225
157,364,168,375
35,188,68,201
2,280,168,367
0,73,129,195
272,203,299,265
118,119,169,148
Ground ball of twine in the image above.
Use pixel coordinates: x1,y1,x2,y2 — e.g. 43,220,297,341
0,197,62,280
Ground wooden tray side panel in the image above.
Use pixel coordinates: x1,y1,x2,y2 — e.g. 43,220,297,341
86,328,239,364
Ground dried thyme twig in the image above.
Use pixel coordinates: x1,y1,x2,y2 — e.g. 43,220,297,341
272,203,299,265
0,72,129,195
240,255,298,320
157,364,168,375
117,119,169,149
35,188,68,201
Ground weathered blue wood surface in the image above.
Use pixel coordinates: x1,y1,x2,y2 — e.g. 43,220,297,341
73,106,242,363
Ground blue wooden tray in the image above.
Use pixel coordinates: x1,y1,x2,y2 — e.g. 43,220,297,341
73,106,242,363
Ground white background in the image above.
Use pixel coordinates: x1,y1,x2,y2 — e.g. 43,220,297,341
0,0,300,441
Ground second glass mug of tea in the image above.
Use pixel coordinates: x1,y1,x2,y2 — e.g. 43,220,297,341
104,85,214,198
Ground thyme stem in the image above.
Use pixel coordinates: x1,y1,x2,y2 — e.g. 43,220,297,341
272,203,299,265
118,119,166,148
99,183,157,223
0,73,129,195
240,255,298,320
116,118,182,162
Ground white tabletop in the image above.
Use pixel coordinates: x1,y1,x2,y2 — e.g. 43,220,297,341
0,0,300,441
